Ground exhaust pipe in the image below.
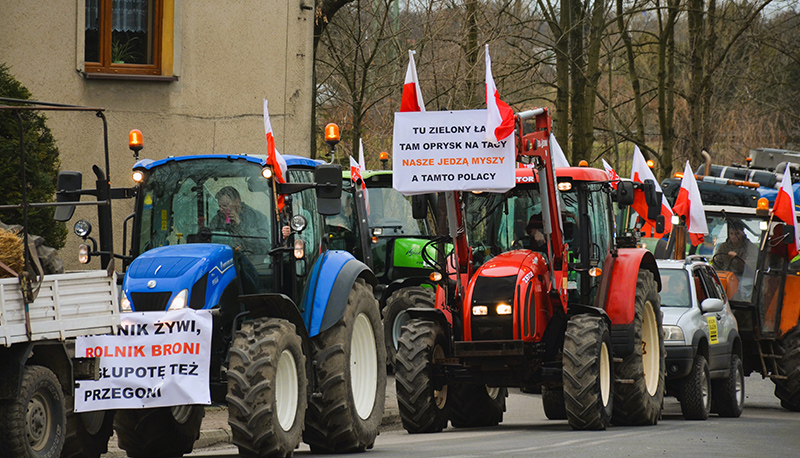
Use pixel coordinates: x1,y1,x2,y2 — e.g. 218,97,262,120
701,149,711,175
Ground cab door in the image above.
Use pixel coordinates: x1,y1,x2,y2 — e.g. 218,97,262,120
694,266,733,372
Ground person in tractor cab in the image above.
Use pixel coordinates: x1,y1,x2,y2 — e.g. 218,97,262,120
526,213,547,254
713,219,757,277
210,186,270,254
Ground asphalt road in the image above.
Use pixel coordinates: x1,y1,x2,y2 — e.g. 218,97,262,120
181,374,800,458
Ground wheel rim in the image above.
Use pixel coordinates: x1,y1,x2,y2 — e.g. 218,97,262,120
276,349,299,431
351,312,378,420
80,411,106,435
26,392,52,451
600,341,611,406
392,310,411,350
734,364,744,407
642,301,660,396
432,344,448,410
486,386,500,399
171,405,194,424
701,367,710,410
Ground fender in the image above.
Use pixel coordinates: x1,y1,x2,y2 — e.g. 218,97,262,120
406,307,452,346
302,250,377,337
602,248,659,326
379,277,436,307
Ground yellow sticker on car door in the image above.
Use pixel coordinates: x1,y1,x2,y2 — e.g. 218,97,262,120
707,316,719,344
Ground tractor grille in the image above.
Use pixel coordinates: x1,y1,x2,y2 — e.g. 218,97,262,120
131,292,172,312
471,275,516,341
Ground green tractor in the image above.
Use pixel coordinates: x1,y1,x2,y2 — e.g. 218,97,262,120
328,168,442,370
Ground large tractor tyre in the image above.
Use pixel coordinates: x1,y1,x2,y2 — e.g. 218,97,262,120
773,328,800,411
0,365,65,458
61,410,114,458
114,405,204,458
541,386,567,420
612,269,665,426
227,318,307,458
383,286,435,373
449,384,507,428
680,354,711,420
395,319,450,433
563,315,614,430
712,353,745,418
304,279,386,453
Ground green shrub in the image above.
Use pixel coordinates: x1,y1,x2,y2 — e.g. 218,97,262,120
0,64,67,249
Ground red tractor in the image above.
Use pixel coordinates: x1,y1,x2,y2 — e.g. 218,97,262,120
395,108,666,431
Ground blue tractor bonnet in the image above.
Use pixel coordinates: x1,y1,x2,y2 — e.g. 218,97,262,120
133,154,320,171
123,244,237,311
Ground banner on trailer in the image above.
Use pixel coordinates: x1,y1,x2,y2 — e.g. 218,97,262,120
392,109,515,195
75,308,213,412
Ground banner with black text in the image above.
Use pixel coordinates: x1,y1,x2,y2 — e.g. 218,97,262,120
75,308,212,412
393,109,515,194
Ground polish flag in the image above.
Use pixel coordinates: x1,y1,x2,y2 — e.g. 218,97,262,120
601,159,619,189
773,171,800,258
552,134,570,168
401,50,425,112
485,45,515,143
672,161,708,245
264,100,288,211
630,146,673,237
352,139,369,213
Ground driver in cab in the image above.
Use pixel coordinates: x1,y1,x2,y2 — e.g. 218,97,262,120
210,186,270,254
713,219,757,276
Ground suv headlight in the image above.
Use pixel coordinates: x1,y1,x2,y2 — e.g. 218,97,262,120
663,325,685,342
120,294,132,313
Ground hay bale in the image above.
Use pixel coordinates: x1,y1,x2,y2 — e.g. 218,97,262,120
0,227,24,278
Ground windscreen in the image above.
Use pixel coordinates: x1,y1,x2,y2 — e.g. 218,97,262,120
660,269,691,307
367,186,428,235
701,214,761,301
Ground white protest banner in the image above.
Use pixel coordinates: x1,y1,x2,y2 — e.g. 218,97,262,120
75,308,212,412
392,109,515,195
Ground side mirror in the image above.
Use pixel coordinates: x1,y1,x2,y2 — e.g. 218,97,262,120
783,223,795,243
412,195,428,220
314,163,342,216
700,297,725,313
642,180,661,220
55,171,82,222
616,181,635,208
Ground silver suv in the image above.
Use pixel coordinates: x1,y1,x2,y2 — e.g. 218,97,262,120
658,257,744,420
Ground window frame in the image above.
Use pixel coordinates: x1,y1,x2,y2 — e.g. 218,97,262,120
84,0,164,76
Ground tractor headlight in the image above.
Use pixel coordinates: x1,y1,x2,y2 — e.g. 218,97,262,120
168,289,189,310
472,305,488,316
120,294,132,313
78,244,90,264
662,325,685,342
495,303,512,315
294,239,305,259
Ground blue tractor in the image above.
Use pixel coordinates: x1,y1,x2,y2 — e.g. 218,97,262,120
100,151,385,457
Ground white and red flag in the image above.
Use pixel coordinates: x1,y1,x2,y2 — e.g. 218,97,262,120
601,159,620,189
351,139,369,213
401,50,425,112
485,45,514,143
672,161,708,245
630,146,673,237
773,171,800,258
264,100,288,211
551,134,570,168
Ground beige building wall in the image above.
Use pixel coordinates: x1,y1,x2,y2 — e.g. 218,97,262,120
0,0,315,270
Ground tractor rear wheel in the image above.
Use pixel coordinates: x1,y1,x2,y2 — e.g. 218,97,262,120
383,286,435,373
0,365,65,458
774,328,800,411
114,405,204,458
712,353,744,417
62,409,114,458
612,269,665,426
541,386,567,420
563,315,613,430
395,319,450,433
304,279,385,453
449,385,507,428
226,318,306,458
680,354,711,420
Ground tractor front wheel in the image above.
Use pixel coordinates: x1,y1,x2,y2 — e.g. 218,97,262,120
114,405,204,458
563,315,613,430
612,269,665,426
62,409,114,458
383,286,435,372
303,278,385,453
395,319,450,433
449,384,507,428
774,328,800,411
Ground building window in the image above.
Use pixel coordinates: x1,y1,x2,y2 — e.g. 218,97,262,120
85,0,163,75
